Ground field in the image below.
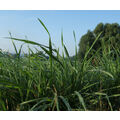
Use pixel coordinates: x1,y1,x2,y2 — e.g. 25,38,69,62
0,19,120,111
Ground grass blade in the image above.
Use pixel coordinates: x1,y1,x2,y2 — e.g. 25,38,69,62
74,91,87,111
38,18,50,37
84,32,103,60
59,96,72,111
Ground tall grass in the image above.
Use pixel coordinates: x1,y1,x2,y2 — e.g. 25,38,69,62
0,19,120,111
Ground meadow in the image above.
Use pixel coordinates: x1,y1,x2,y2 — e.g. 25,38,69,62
0,19,120,111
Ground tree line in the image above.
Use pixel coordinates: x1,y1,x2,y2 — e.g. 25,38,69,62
78,22,120,61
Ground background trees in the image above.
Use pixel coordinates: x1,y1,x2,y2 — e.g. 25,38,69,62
78,23,120,61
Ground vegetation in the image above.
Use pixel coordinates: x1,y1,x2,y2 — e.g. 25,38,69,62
0,19,120,111
78,23,120,61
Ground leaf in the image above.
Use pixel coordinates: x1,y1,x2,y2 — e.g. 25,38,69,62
30,98,51,111
109,94,120,98
12,40,18,55
88,69,114,79
0,99,6,111
38,18,51,38
59,96,72,111
64,45,70,58
74,91,87,111
95,92,106,96
21,97,48,105
52,93,59,111
84,32,103,60
6,37,51,50
73,30,76,43
18,43,24,58
105,95,113,111
94,92,113,111
80,82,99,92
21,99,41,105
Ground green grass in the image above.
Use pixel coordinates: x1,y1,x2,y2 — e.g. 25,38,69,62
0,18,120,111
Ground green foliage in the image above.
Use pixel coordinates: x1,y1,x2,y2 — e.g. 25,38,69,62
0,19,120,111
78,23,120,61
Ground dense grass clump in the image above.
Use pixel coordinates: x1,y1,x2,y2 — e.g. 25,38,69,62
0,19,120,111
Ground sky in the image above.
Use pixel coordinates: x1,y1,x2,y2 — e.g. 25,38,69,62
0,10,120,56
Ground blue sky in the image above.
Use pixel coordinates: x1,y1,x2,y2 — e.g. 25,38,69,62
0,10,120,56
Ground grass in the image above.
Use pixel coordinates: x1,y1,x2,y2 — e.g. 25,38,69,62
0,18,120,111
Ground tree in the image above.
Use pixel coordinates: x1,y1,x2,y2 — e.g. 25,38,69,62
78,30,95,60
78,23,120,61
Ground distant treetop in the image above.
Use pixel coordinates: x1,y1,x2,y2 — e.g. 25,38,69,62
78,22,120,60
